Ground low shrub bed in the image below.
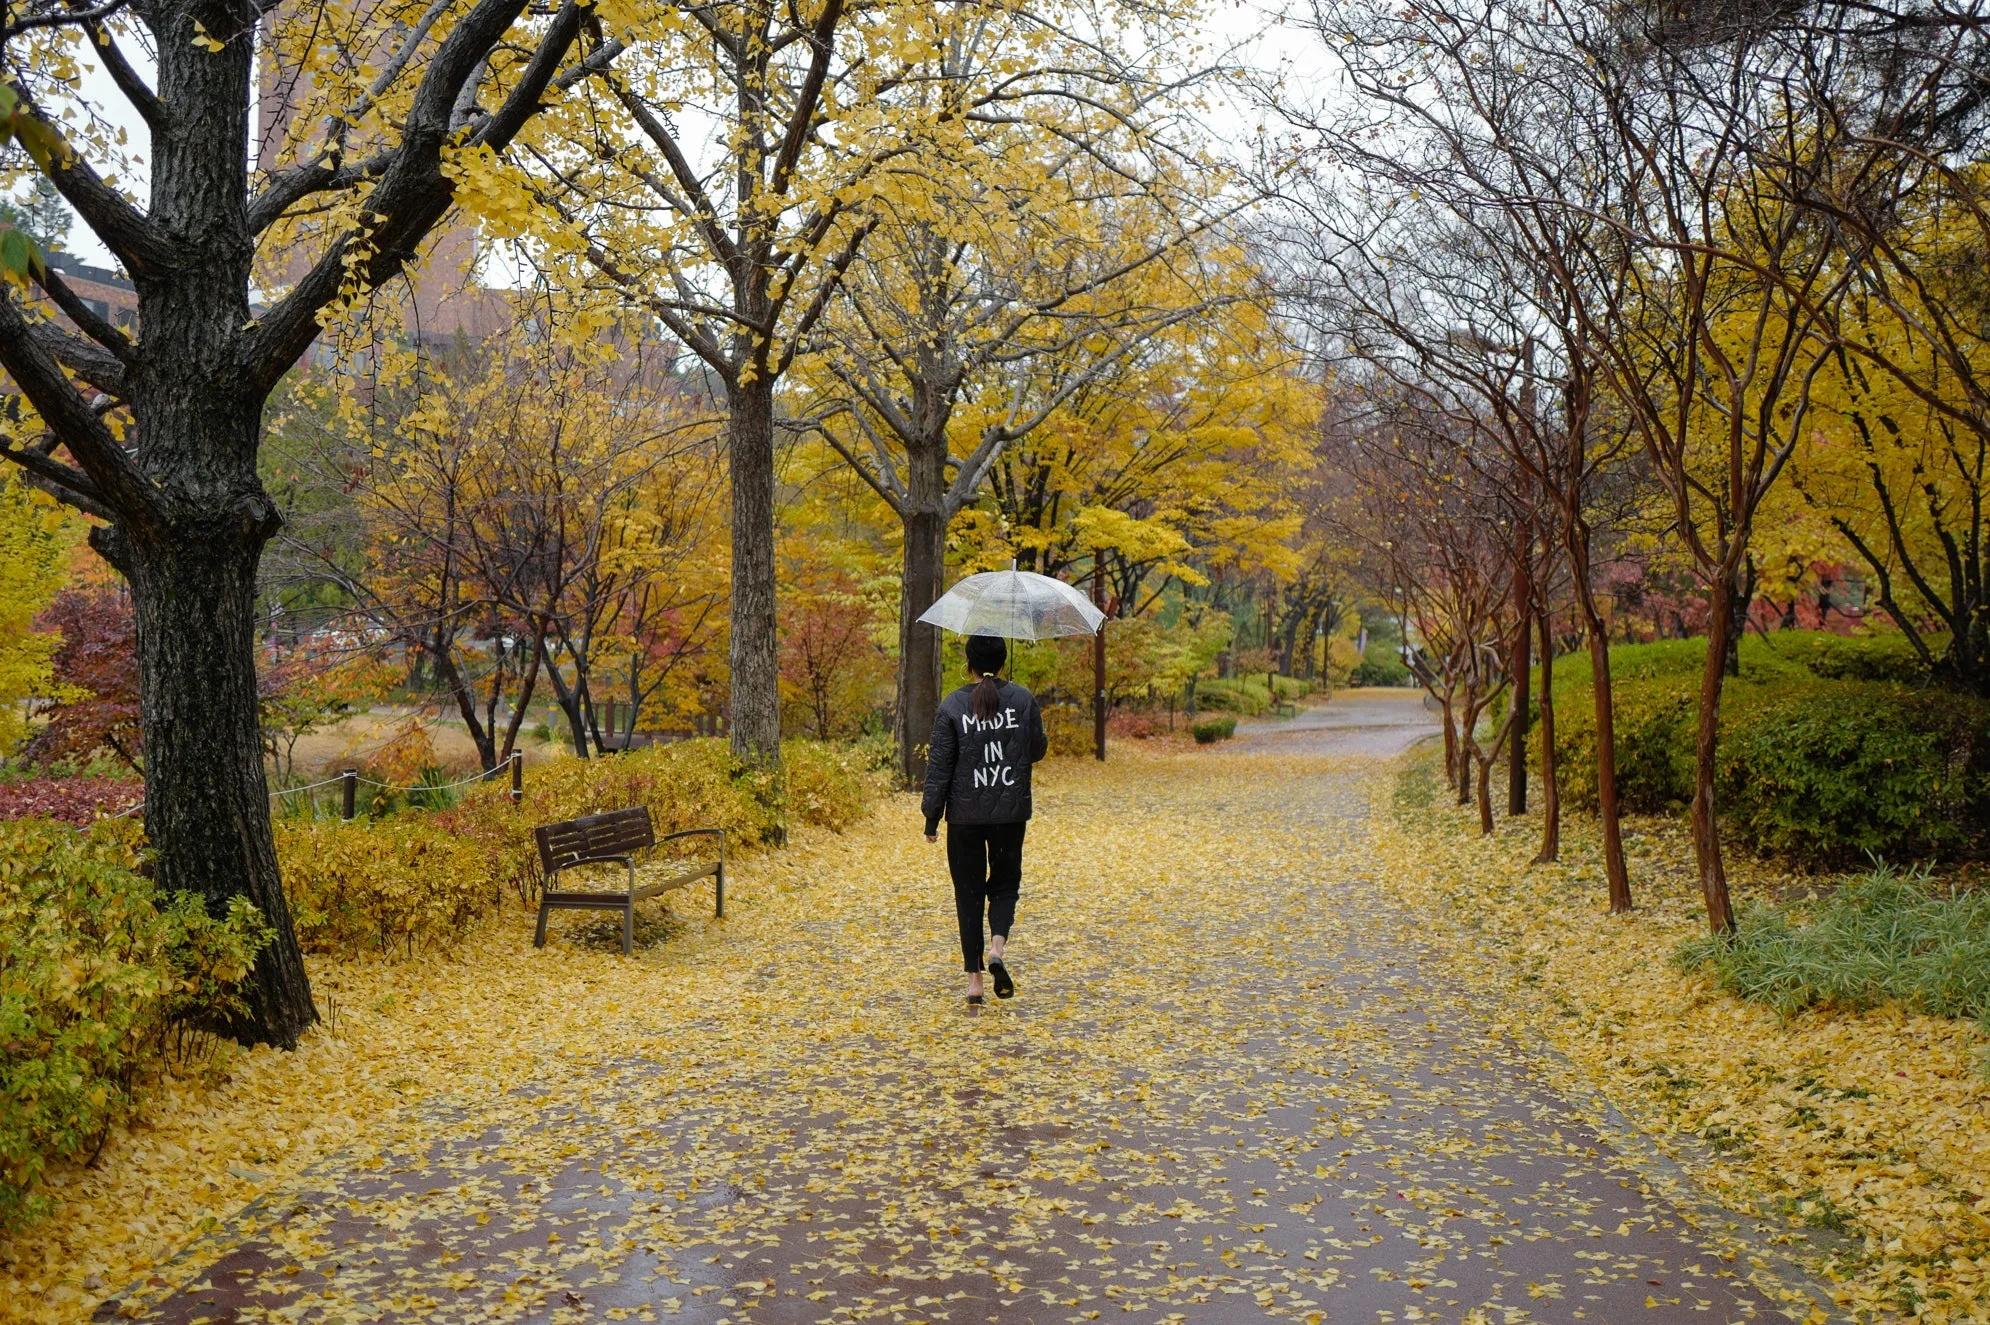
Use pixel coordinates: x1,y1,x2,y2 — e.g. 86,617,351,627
1106,711,1181,741
275,819,497,957
1675,865,1990,1029
0,776,143,825
0,819,270,1228
1536,634,1990,865
269,737,887,943
1191,715,1236,744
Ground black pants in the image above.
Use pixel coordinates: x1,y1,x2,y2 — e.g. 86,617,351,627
947,822,1025,973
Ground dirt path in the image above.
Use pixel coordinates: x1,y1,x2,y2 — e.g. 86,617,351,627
104,719,1827,1325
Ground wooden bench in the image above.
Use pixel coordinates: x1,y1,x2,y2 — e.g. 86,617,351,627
531,807,725,955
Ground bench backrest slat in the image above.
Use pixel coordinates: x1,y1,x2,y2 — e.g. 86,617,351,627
534,806,656,873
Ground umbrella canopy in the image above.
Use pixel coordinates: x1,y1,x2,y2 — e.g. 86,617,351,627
915,569,1105,640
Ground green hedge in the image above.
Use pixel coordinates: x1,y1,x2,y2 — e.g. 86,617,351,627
1195,674,1309,716
1535,634,1990,865
1191,715,1237,744
1351,650,1412,687
1715,683,1988,865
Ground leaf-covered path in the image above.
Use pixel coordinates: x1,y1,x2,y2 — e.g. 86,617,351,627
111,697,1816,1325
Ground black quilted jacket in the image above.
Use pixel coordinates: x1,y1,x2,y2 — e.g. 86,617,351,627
921,679,1049,833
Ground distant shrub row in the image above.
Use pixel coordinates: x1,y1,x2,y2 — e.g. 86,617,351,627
1536,633,1990,866
275,737,882,956
1192,674,1310,717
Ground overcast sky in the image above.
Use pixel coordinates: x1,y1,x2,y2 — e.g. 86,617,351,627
53,0,1323,277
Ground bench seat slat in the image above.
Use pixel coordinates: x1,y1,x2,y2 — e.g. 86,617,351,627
540,861,720,907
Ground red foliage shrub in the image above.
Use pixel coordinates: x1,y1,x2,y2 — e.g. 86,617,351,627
0,776,143,825
27,587,142,767
1107,711,1178,741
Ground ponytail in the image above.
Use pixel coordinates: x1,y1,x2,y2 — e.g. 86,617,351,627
964,634,1008,720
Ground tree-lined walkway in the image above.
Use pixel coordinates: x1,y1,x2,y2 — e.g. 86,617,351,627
107,699,1817,1324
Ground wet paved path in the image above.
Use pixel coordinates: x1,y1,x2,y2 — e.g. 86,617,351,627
1230,690,1439,758
107,696,1812,1325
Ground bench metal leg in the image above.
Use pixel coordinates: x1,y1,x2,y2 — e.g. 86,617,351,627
715,860,724,919
534,900,551,948
621,860,637,955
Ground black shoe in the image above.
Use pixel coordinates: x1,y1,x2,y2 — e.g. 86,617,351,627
966,993,985,1006
988,957,1014,999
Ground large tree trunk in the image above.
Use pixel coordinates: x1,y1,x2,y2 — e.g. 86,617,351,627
1507,529,1531,816
107,514,317,1048
1438,688,1458,784
1690,567,1738,933
432,637,500,771
1278,602,1305,676
895,502,947,788
728,374,782,764
109,21,319,1046
1533,599,1559,864
1569,522,1632,912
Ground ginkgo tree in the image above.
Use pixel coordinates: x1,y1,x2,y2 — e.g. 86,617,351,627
475,0,1215,768
802,58,1236,784
0,0,617,1045
270,307,726,766
984,272,1313,613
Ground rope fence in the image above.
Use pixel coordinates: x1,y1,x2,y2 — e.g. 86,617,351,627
269,773,351,798
106,752,525,825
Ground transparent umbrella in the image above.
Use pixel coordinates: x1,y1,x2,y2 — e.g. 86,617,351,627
915,569,1104,640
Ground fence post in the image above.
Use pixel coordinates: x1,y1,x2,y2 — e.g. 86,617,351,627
341,767,357,821
510,751,523,805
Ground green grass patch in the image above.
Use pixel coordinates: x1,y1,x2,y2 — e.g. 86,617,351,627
1674,864,1990,1031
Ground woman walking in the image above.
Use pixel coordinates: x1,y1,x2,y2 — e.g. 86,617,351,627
923,634,1048,1004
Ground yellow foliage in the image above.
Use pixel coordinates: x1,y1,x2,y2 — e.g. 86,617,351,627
275,818,497,958
976,255,1318,593
1378,755,1990,1322
1,749,1850,1325
0,470,81,751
